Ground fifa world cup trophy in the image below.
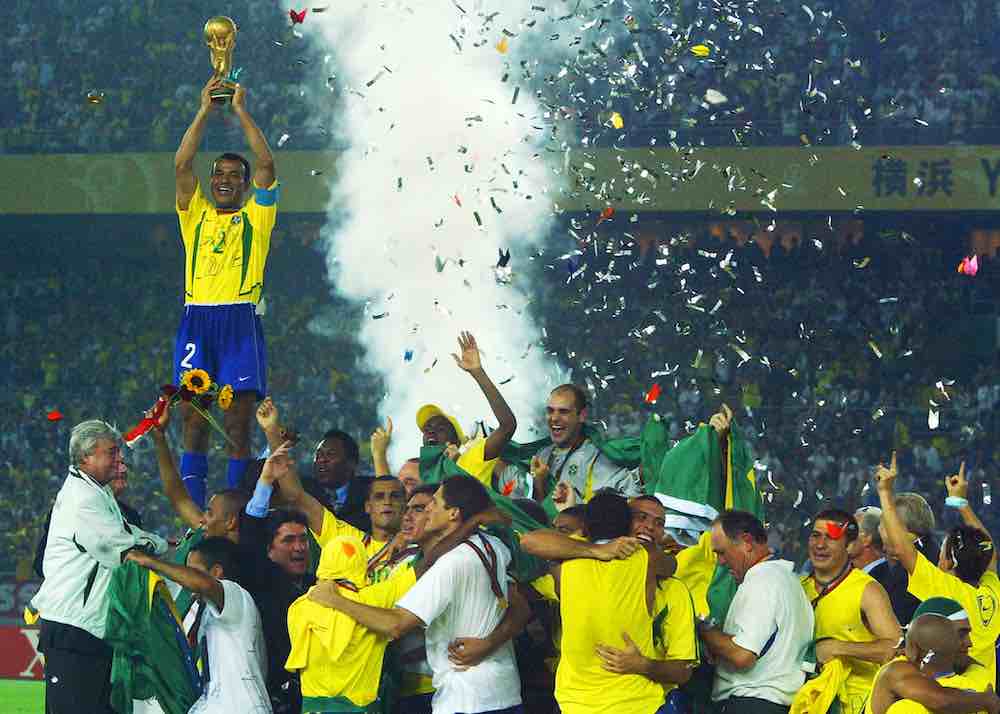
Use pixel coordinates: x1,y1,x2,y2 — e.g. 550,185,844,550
203,16,240,103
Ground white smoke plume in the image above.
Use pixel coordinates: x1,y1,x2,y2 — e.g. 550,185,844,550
297,1,574,463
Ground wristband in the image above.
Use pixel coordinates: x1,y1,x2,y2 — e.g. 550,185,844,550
945,496,969,509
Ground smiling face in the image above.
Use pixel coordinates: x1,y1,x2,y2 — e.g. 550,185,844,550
629,498,666,545
365,479,406,533
210,158,249,210
546,390,585,448
808,519,851,576
422,415,459,447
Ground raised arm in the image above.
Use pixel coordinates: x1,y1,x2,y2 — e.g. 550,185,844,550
231,85,275,188
876,451,918,574
261,445,326,535
520,530,642,562
255,397,290,453
946,462,997,571
148,401,204,530
370,418,393,478
451,332,517,461
127,549,224,611
175,78,219,210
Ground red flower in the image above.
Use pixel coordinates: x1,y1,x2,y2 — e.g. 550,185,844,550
178,387,194,402
161,384,179,397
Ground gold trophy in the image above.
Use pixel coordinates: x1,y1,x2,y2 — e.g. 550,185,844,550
204,16,240,103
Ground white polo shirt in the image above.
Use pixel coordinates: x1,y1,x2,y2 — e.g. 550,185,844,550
396,533,522,714
188,579,271,714
713,559,814,706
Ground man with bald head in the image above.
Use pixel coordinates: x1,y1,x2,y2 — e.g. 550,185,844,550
864,613,1000,714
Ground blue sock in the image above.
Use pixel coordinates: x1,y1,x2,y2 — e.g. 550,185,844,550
180,452,209,510
226,458,253,490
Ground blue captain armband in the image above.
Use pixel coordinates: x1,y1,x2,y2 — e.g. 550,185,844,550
253,183,279,206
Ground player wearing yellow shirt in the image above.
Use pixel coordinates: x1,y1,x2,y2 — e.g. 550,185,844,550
286,535,417,713
413,332,517,489
802,508,902,714
521,492,678,714
862,613,999,714
877,455,1000,690
173,77,279,508
277,455,406,584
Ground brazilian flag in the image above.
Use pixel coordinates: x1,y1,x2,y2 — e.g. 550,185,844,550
105,561,201,714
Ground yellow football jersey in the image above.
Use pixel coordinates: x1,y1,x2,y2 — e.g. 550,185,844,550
177,179,279,305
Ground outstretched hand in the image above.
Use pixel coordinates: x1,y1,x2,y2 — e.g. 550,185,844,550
946,461,968,499
200,77,224,111
232,83,246,112
261,440,295,486
371,417,393,456
875,451,897,494
451,331,482,373
144,397,171,430
708,404,733,435
256,397,280,432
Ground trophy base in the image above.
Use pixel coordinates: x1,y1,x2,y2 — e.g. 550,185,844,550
210,80,237,104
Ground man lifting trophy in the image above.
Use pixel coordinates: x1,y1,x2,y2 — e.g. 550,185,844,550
170,15,280,515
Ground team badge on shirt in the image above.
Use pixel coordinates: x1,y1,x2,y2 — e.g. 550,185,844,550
231,215,242,225
977,593,996,627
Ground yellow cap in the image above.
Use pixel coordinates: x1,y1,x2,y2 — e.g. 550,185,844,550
416,404,466,444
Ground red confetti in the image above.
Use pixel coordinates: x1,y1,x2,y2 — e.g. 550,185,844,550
453,194,462,207
47,410,64,422
957,255,979,276
596,206,614,225
289,8,307,24
644,383,661,404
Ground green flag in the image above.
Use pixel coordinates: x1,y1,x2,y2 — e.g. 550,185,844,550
105,561,200,714
171,528,205,620
419,445,549,582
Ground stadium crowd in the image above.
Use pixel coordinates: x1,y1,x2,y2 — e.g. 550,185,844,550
4,0,1000,153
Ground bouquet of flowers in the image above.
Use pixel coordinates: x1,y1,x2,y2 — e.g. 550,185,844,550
123,369,235,447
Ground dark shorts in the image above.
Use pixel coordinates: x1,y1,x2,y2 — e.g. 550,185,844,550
38,619,114,714
175,302,266,396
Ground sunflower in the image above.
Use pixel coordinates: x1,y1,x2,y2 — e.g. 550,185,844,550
180,368,212,395
217,384,234,411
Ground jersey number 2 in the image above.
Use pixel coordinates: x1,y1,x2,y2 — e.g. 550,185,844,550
180,342,197,369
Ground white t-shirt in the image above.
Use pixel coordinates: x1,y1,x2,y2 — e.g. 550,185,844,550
396,533,522,714
188,579,271,714
713,559,814,706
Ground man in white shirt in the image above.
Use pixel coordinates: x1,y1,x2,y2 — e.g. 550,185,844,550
127,537,271,714
32,420,169,714
307,475,526,714
697,510,814,714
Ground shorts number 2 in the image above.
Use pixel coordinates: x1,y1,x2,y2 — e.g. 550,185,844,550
180,342,197,369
